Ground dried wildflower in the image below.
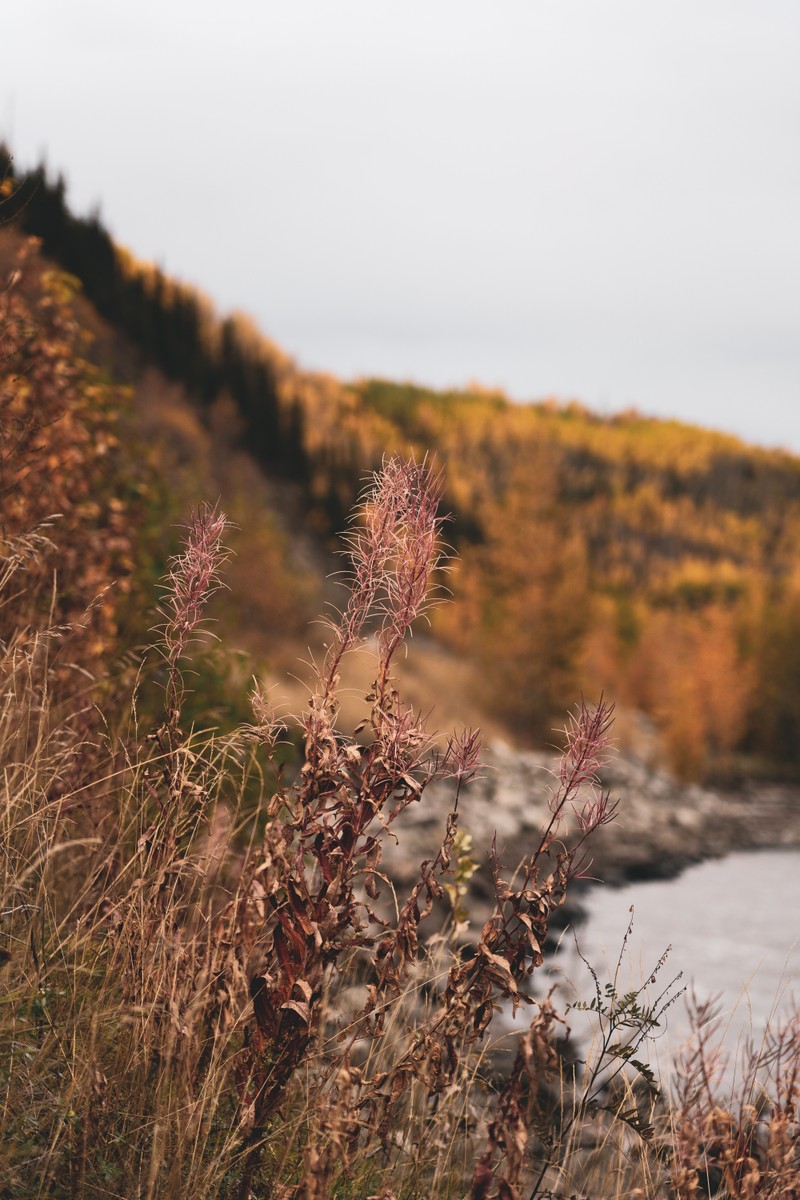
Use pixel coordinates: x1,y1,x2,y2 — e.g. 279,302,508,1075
437,726,484,784
161,501,229,669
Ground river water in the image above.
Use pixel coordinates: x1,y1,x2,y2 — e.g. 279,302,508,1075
539,848,800,1073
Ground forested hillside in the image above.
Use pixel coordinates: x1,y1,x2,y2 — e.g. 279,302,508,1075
356,380,800,779
4,145,800,779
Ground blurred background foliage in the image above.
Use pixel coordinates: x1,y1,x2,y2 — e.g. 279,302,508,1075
4,145,800,781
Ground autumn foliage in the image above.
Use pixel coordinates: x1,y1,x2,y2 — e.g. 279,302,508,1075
6,149,800,779
0,237,146,666
2,241,798,1195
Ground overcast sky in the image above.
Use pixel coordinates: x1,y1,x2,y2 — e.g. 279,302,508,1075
3,1,799,452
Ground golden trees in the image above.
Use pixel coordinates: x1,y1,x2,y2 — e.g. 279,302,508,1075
453,453,591,741
626,605,755,779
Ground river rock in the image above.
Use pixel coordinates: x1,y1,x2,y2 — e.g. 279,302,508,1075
380,741,800,926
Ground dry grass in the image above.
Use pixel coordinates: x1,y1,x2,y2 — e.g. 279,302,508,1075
0,459,621,1199
1,312,797,1198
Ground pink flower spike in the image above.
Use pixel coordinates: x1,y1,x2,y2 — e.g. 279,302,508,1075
161,502,230,666
560,694,615,793
438,726,484,783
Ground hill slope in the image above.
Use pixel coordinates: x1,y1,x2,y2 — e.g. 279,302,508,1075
4,147,800,778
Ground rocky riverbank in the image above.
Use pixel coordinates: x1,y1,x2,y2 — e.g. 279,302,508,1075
382,740,800,924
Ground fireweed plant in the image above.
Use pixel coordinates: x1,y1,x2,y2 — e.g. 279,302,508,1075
222,459,622,1198
5,453,794,1198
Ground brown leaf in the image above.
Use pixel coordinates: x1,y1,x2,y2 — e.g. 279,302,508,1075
470,1153,494,1200
293,978,313,1003
280,999,311,1025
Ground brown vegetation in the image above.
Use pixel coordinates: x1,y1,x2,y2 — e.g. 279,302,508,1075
3,307,797,1194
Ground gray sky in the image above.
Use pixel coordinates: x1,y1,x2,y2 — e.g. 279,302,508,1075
3,1,799,452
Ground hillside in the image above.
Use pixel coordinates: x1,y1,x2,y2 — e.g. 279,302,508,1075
4,147,800,779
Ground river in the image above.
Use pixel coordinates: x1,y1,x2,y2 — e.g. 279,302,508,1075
539,848,800,1076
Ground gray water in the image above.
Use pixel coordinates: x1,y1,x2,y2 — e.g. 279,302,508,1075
541,849,800,1069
